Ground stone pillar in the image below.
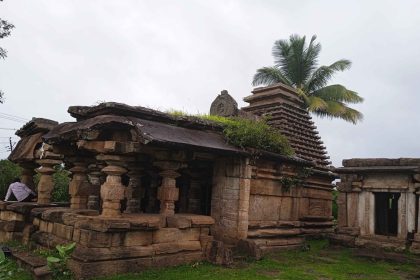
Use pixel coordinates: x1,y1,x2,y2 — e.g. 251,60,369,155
100,164,127,217
68,162,91,209
188,176,201,214
417,190,420,233
87,163,104,210
125,166,145,213
154,161,182,216
211,157,251,243
237,158,252,240
410,183,420,253
20,163,36,190
145,170,159,213
36,159,61,204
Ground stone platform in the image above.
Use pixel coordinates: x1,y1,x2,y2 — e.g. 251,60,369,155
0,202,215,279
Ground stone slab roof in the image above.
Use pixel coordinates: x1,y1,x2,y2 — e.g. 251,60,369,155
8,118,58,163
337,158,420,173
44,104,312,165
43,114,244,155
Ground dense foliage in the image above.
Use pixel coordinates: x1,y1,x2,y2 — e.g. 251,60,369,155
0,160,70,202
201,115,294,156
253,34,363,124
0,160,21,199
0,0,15,103
51,165,70,202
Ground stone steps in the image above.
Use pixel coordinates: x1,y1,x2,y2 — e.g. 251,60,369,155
11,250,52,280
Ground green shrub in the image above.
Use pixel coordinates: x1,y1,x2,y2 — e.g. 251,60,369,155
201,115,294,156
0,160,22,199
51,165,70,202
46,242,76,280
34,165,70,202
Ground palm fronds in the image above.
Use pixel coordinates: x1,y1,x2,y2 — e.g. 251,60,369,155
252,67,292,87
311,85,363,104
252,34,363,124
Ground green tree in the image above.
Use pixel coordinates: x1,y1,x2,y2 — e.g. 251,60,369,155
0,0,15,103
253,34,363,124
0,159,21,198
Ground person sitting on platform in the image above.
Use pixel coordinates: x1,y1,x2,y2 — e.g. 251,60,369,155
4,178,37,202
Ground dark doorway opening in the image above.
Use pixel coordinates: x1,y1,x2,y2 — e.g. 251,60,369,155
374,192,400,236
415,195,419,234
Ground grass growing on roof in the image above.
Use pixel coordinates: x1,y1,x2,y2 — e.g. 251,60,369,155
201,115,294,156
166,109,294,156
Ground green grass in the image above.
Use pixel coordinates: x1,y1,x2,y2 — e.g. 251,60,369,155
0,257,31,280
97,240,419,280
165,110,294,156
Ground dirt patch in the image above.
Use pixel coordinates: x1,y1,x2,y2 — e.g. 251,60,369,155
352,248,420,265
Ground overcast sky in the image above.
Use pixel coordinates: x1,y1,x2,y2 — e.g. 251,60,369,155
1,0,419,166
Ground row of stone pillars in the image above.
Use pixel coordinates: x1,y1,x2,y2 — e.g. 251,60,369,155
25,155,203,217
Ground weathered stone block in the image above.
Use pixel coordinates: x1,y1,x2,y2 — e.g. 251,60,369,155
166,216,191,229
73,228,81,243
152,242,180,255
124,231,153,246
0,220,25,232
79,229,120,248
152,228,180,243
0,211,24,221
0,231,14,242
52,223,74,240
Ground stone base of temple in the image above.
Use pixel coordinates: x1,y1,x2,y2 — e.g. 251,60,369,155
0,201,70,244
410,234,420,254
330,229,417,253
0,203,215,279
237,217,334,260
68,251,204,279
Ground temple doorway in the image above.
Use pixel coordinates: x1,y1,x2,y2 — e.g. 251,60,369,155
374,192,400,236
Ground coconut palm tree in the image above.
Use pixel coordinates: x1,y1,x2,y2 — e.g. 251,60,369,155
253,34,363,124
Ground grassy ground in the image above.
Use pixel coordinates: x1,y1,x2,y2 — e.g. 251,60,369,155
1,240,419,280
98,240,419,280
0,257,31,280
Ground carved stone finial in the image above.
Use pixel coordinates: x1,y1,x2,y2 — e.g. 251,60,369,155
210,90,238,117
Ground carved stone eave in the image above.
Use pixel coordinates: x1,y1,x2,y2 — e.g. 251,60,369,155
77,140,141,154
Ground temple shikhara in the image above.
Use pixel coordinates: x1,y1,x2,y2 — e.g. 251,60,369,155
3,83,419,278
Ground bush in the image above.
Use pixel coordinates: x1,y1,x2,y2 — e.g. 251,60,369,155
0,160,70,202
51,165,70,202
0,160,22,199
34,165,70,202
201,115,294,156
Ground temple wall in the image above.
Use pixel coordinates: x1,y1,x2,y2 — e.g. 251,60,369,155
333,160,420,254
211,156,251,245
236,159,334,258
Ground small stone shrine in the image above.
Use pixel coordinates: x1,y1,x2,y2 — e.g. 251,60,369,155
333,158,420,253
0,83,336,279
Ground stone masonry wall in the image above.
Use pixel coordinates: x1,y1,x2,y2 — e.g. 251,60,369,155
211,157,252,245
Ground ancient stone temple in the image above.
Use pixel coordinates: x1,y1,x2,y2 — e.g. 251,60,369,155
333,158,420,253
0,83,336,279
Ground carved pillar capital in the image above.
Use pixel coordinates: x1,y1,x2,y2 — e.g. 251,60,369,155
35,159,61,204
69,161,91,209
154,161,184,216
100,164,127,217
125,163,146,213
19,163,37,190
